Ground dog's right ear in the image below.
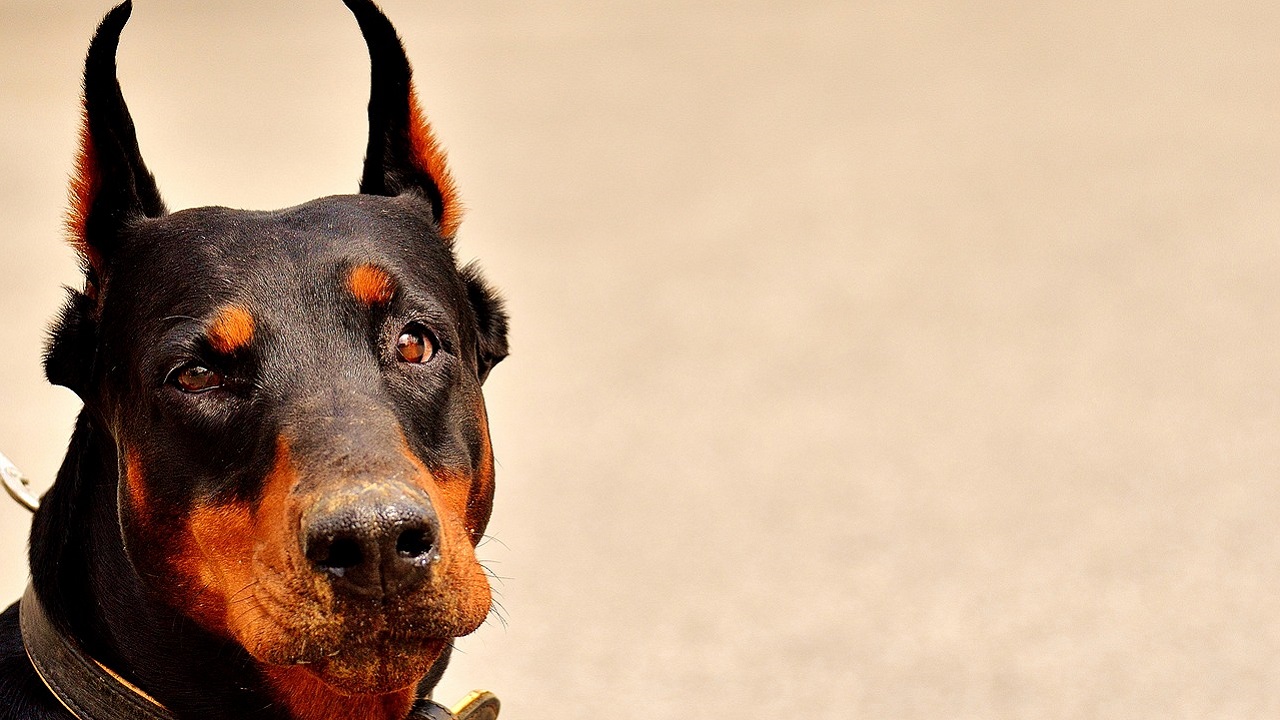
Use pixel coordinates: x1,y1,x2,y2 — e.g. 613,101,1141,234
44,290,98,396
67,0,167,280
47,0,167,394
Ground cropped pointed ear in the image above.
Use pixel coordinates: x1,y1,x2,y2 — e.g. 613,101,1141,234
344,0,462,240
67,0,167,280
49,0,165,396
460,262,509,383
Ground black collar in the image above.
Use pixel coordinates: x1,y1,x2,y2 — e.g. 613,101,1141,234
20,583,176,720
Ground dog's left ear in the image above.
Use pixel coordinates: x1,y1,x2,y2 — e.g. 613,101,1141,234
343,0,506,380
345,0,462,241
460,263,508,383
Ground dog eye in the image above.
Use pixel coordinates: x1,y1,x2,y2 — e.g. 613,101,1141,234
172,364,224,393
395,326,436,364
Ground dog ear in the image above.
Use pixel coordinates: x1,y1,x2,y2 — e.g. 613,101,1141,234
460,263,508,383
344,0,462,241
67,0,167,278
44,290,98,395
48,0,166,395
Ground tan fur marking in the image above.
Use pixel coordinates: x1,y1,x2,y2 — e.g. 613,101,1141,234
399,441,493,628
207,305,255,354
124,450,147,516
65,102,102,271
469,399,498,544
181,500,255,632
262,663,426,720
408,88,463,239
178,436,296,637
348,264,395,306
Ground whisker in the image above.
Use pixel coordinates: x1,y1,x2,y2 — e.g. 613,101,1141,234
484,597,509,629
229,579,259,602
479,562,512,583
476,534,510,551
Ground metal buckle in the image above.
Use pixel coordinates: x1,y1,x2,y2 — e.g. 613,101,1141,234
1,451,39,513
451,691,500,720
416,691,500,720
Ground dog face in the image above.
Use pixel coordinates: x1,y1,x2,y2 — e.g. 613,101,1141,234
43,1,507,696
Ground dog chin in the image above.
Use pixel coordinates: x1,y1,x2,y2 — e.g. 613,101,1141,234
304,638,448,694
236,612,449,694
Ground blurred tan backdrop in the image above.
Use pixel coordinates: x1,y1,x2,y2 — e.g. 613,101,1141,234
3,1,1280,717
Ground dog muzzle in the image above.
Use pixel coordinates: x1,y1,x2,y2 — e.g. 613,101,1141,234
8,456,500,720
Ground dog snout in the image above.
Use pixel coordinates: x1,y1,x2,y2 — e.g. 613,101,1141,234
302,484,440,598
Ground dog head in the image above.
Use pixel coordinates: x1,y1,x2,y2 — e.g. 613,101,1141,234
43,0,507,695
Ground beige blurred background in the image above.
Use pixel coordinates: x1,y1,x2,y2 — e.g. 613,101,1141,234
3,0,1280,717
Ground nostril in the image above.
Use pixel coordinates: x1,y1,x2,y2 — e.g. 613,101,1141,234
395,527,434,560
309,536,364,577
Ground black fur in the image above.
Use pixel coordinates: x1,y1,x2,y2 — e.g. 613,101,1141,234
43,289,98,395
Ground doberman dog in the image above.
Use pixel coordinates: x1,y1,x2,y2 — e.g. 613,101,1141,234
0,1,508,718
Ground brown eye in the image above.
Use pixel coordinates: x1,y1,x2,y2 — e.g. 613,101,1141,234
396,327,436,364
174,365,223,393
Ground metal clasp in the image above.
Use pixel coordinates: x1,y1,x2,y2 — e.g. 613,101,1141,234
452,691,500,720
1,451,39,513
416,691,501,720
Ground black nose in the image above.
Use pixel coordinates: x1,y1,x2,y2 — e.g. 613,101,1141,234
303,489,440,597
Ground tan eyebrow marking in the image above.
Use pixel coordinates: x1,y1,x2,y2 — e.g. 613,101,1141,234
207,305,255,354
347,264,396,306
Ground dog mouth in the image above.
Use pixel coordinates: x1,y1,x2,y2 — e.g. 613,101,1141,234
226,560,490,693
238,592,453,692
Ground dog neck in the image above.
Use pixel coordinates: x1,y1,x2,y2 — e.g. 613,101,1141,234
27,413,440,720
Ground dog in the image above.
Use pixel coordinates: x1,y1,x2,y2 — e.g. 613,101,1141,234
0,1,508,718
